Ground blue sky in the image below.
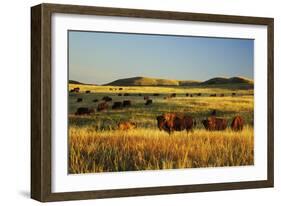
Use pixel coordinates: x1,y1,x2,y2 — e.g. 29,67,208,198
68,31,254,85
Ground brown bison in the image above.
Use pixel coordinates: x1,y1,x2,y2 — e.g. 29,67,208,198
92,99,99,102
102,96,112,102
232,92,236,97
77,98,82,102
153,93,159,96
85,90,91,93
190,94,193,97
118,93,122,96
197,93,201,96
156,113,194,134
210,94,217,97
70,87,80,93
231,115,244,131
124,93,130,96
186,93,189,97
202,116,227,131
123,100,131,107
118,121,136,130
211,110,217,116
112,102,123,109
75,107,94,115
97,102,108,112
220,94,225,97
119,88,123,90
145,99,153,105
144,96,150,100
170,93,176,98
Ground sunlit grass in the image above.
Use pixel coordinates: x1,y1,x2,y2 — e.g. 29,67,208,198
69,126,254,173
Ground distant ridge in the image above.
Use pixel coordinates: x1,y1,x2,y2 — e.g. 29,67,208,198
104,76,200,86
200,76,253,85
69,80,97,85
70,76,253,86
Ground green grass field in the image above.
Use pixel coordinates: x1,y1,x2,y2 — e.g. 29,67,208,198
68,83,254,174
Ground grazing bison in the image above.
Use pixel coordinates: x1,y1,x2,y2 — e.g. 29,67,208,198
118,93,122,96
144,96,150,100
210,94,217,97
202,116,227,131
153,93,159,96
138,93,142,96
85,90,91,93
231,115,244,131
123,100,131,107
186,93,189,97
75,107,93,115
97,102,108,112
109,88,113,91
77,98,82,102
70,87,80,93
102,96,112,102
220,94,225,97
92,99,99,102
232,92,236,97
156,113,194,134
112,102,123,109
124,93,130,96
190,94,193,97
211,110,217,116
171,93,176,98
118,121,136,130
197,93,202,96
119,88,123,90
145,99,153,105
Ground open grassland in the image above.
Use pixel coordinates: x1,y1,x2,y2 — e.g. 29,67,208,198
69,127,253,173
68,83,254,173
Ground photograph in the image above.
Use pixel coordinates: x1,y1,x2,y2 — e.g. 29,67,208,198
67,30,254,174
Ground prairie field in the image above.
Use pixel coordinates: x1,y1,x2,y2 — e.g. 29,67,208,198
68,83,254,174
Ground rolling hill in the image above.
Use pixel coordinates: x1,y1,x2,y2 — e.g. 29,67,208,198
70,76,253,86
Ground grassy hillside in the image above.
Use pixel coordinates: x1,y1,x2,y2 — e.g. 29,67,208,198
71,76,253,87
200,76,253,85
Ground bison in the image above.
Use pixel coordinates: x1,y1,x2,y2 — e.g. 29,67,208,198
124,93,130,96
75,107,94,115
119,88,123,90
231,115,244,131
77,98,82,102
92,99,99,102
71,87,80,93
112,102,123,109
97,102,108,112
118,93,122,96
102,96,112,102
232,92,236,97
123,100,131,107
211,110,217,116
220,94,225,97
144,96,150,100
118,121,136,130
197,93,202,96
186,93,189,97
145,99,153,105
170,93,176,98
202,116,227,131
156,113,194,134
153,93,159,96
85,90,91,93
210,94,217,97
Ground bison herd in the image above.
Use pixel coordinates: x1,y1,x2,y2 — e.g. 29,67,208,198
156,111,244,134
70,87,246,134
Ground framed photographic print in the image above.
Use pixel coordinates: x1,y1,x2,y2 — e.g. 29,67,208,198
31,3,274,202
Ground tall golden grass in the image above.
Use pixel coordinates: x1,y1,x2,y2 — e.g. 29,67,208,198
69,126,254,174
